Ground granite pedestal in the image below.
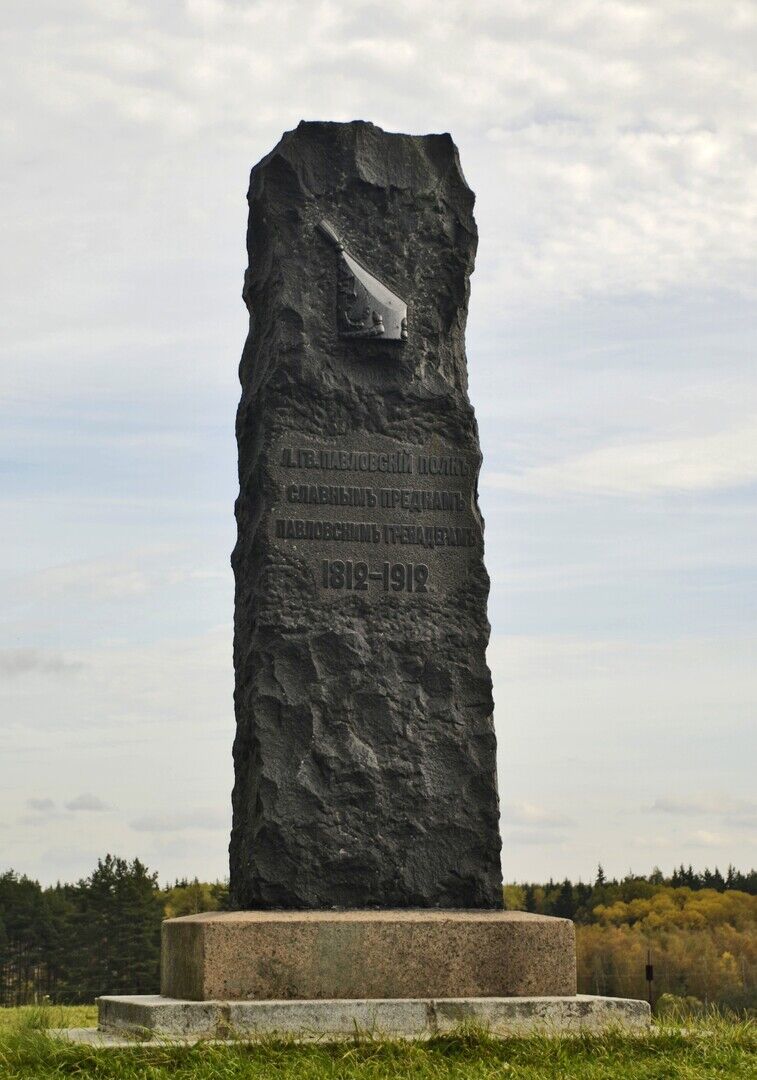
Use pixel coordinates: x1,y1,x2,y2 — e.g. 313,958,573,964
80,909,650,1040
161,910,576,1001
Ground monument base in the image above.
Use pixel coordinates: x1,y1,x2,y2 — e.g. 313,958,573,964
53,909,649,1044
54,993,649,1044
161,910,576,1000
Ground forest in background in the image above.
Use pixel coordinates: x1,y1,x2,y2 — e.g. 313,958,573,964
505,866,756,1013
1,858,755,1012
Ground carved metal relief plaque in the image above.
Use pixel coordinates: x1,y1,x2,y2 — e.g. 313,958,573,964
319,219,408,341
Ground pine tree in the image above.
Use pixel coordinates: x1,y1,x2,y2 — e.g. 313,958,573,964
64,856,162,1001
553,878,576,919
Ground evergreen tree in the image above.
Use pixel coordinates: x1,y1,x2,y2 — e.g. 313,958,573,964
573,881,593,923
553,878,576,919
0,870,55,1004
64,856,162,1001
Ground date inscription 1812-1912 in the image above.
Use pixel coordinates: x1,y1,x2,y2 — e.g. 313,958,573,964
269,434,480,595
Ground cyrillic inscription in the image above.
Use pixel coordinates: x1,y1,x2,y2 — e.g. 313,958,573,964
270,435,480,595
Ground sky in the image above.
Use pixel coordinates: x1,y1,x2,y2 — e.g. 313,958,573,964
1,0,755,888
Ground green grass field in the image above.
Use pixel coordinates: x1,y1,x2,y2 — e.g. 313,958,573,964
0,1005,754,1079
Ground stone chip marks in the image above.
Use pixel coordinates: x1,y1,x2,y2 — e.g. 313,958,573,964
230,120,502,910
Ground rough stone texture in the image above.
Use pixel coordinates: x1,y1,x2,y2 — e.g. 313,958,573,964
89,994,650,1041
230,120,501,910
98,995,225,1039
160,910,575,1001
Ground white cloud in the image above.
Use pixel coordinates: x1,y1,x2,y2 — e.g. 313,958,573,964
492,632,756,879
650,796,755,817
689,830,731,849
0,627,232,738
649,796,757,832
484,421,757,496
34,557,153,601
22,548,221,604
130,808,229,833
505,827,568,847
0,0,754,388
0,1,755,886
501,801,572,827
628,834,675,851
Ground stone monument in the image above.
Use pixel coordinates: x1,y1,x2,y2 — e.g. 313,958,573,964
78,122,650,1043
229,119,502,911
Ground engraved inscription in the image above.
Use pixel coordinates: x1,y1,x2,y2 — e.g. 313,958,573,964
321,561,429,592
270,435,480,595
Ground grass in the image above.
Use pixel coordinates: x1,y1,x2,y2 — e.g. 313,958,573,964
0,1003,97,1031
0,1005,754,1079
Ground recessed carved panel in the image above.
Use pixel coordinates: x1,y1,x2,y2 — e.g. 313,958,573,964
319,219,408,342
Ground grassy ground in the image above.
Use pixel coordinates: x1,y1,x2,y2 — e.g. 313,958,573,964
0,1004,98,1031
0,1005,754,1079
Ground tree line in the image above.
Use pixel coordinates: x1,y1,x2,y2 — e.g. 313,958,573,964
505,866,756,1013
0,857,234,1006
504,863,757,923
1,857,754,1008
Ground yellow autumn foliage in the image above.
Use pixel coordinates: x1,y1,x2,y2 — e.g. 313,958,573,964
592,887,755,932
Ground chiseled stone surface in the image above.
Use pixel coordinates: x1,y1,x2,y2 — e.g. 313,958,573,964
88,994,650,1041
98,994,224,1038
161,910,576,1002
231,120,502,910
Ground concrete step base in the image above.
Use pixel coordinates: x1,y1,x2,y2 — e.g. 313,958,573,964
53,993,654,1043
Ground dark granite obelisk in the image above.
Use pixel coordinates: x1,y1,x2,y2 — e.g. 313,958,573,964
230,121,502,909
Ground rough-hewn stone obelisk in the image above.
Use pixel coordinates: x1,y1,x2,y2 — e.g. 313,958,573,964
86,121,651,1037
230,120,502,909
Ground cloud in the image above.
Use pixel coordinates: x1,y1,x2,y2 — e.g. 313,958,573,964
65,793,112,812
649,796,757,831
689,830,730,848
0,0,754,399
504,827,568,846
35,559,153,601
20,793,112,822
0,649,83,679
483,421,757,497
628,834,674,851
501,800,572,827
0,2,755,888
19,797,62,826
130,808,230,833
652,796,728,816
23,549,225,605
